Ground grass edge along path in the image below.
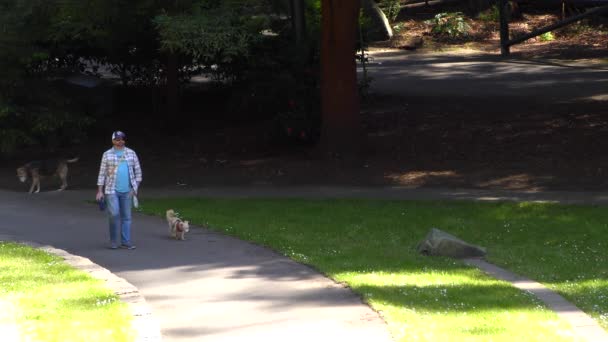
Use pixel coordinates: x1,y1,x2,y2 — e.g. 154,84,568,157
0,241,135,342
138,197,608,342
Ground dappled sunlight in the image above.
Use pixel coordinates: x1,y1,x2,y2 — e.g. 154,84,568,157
555,278,608,291
474,173,547,191
332,268,583,341
0,242,133,342
381,305,579,342
580,93,608,101
549,278,608,329
341,277,579,341
385,170,461,186
0,301,19,341
336,267,490,288
364,52,608,102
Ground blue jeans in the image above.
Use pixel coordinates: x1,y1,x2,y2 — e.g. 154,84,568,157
106,191,133,246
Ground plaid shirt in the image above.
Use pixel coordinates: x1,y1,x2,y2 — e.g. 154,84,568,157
97,147,142,194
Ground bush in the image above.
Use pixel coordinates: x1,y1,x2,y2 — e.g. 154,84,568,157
426,12,471,38
539,31,555,42
0,86,95,155
478,4,500,22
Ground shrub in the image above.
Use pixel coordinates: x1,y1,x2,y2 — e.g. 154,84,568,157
539,31,555,42
0,86,94,155
478,4,500,22
426,12,471,38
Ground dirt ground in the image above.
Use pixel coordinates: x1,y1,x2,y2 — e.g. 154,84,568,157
2,88,607,194
1,6,607,194
386,1,608,60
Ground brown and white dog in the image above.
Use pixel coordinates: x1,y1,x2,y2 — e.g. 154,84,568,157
166,209,190,240
16,157,79,194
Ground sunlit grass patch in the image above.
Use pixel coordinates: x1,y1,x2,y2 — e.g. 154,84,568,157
139,198,608,340
0,242,134,342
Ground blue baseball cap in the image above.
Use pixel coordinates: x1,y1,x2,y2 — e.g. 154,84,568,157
112,131,126,140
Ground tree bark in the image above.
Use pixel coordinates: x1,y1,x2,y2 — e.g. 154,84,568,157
320,0,363,158
166,52,179,120
290,0,307,43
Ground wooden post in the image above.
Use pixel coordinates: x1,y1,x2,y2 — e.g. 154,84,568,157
290,0,306,43
499,0,510,56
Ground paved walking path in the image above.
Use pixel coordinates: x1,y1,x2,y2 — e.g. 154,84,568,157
364,50,608,102
0,188,392,342
2,185,608,341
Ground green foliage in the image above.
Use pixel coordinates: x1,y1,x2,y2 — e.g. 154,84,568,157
0,0,52,86
154,0,272,82
180,0,323,119
426,12,471,38
539,31,555,42
0,86,94,154
0,1,96,155
477,4,499,22
0,103,32,154
378,0,401,23
225,34,320,120
50,0,164,86
0,0,325,149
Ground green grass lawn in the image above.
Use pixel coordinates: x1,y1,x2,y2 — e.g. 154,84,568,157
0,242,134,342
138,198,607,341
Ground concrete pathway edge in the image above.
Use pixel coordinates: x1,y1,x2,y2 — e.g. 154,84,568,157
464,258,608,342
0,235,162,342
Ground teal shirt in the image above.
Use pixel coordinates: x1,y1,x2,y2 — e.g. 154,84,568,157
113,149,131,193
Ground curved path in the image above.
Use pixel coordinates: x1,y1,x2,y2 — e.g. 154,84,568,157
3,186,608,341
0,188,392,342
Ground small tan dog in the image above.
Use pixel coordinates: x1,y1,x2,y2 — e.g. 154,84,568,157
166,209,190,240
16,157,79,194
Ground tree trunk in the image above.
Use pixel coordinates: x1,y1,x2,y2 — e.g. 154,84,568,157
166,52,179,120
320,0,363,158
290,0,307,43
468,0,492,15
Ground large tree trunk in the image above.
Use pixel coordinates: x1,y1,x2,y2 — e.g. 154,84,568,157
166,52,179,120
320,0,363,158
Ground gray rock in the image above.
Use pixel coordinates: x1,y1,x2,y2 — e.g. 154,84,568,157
417,228,486,258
